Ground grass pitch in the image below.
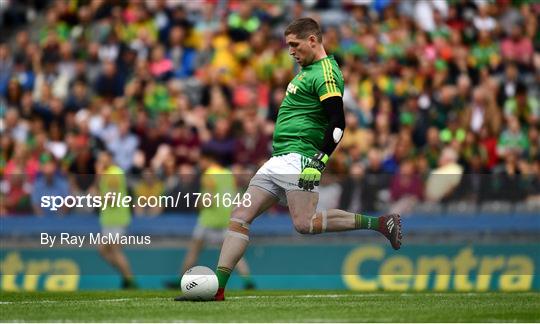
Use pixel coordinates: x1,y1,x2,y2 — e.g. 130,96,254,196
1,290,539,322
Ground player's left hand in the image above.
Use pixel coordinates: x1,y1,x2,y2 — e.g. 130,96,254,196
298,152,329,191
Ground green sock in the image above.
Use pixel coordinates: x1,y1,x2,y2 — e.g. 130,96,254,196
216,266,232,289
354,214,379,230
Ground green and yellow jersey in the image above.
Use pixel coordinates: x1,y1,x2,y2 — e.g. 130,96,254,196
99,165,131,228
272,55,344,157
198,165,236,229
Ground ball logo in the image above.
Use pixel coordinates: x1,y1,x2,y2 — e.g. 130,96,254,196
185,281,198,291
181,266,218,300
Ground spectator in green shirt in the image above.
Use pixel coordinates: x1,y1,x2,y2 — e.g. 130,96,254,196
497,116,529,158
504,83,539,127
469,30,500,69
227,2,260,42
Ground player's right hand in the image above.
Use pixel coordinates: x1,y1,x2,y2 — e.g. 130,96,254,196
298,167,322,191
298,152,328,191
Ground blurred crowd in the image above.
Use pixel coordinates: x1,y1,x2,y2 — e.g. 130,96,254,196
1,0,539,217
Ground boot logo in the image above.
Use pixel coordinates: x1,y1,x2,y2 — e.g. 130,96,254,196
387,218,394,232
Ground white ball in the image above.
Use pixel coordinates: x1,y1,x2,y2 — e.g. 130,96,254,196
180,266,219,301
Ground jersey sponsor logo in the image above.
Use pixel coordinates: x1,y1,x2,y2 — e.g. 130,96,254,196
286,82,298,95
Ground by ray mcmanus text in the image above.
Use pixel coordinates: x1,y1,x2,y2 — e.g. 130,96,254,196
41,233,152,248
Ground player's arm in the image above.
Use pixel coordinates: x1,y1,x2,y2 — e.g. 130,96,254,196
299,95,346,191
320,96,345,157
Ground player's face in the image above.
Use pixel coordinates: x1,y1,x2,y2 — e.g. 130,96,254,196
286,34,316,67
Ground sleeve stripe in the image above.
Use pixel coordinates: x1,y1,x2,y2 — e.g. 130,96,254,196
332,60,338,93
320,92,342,101
323,59,337,94
321,60,330,93
322,58,331,95
322,59,334,93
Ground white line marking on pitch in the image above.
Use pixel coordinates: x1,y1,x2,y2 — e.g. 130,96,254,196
229,294,388,299
0,295,365,304
0,298,163,305
2,292,537,304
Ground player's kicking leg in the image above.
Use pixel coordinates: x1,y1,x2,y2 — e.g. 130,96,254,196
174,186,278,301
286,190,402,250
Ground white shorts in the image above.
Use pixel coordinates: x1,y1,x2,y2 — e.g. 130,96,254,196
192,224,226,244
249,153,319,205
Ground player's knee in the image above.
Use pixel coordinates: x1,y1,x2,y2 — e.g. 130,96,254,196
230,206,253,224
293,211,327,235
293,220,312,235
227,218,250,241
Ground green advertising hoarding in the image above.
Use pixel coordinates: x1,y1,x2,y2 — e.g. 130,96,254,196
1,244,537,292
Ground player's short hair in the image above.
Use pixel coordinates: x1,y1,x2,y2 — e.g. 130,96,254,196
284,17,322,43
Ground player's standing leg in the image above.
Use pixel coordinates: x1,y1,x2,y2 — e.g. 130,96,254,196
167,231,254,289
213,186,277,300
287,191,402,249
175,185,277,301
